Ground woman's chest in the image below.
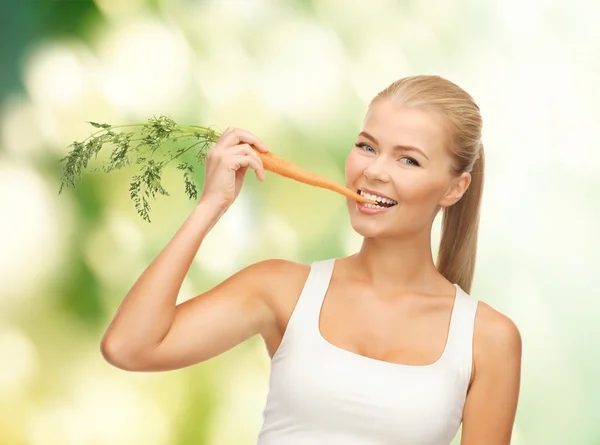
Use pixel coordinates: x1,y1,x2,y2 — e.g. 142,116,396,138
317,284,456,366
267,348,465,444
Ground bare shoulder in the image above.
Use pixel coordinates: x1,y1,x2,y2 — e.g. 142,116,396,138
246,258,311,320
253,259,311,357
251,258,310,302
472,301,522,379
462,300,522,442
257,259,310,309
474,301,522,351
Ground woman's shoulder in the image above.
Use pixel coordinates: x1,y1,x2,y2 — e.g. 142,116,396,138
250,258,311,282
248,258,312,305
248,259,313,352
474,301,521,348
472,300,522,376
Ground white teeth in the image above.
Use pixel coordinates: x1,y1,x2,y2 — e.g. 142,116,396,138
359,190,397,205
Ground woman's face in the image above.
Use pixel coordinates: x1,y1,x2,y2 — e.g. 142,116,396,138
345,99,469,238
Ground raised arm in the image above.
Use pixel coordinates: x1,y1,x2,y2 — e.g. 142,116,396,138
100,127,276,372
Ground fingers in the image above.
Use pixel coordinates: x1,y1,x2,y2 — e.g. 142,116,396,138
227,154,264,181
209,128,268,182
219,127,270,153
233,143,265,181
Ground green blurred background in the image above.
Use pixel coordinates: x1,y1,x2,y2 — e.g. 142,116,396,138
1,1,599,444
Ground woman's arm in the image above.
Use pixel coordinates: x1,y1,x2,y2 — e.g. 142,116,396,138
100,197,282,372
100,127,278,372
461,303,522,444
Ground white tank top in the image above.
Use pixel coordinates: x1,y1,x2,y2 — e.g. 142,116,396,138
256,258,479,445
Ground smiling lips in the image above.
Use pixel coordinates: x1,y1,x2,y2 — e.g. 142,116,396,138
357,187,398,207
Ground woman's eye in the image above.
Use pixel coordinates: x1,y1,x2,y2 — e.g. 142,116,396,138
401,157,420,167
355,142,375,153
355,143,420,167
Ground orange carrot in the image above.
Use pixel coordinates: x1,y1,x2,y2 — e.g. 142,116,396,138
255,149,378,205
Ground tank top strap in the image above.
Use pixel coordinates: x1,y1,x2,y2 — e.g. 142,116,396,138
443,284,479,375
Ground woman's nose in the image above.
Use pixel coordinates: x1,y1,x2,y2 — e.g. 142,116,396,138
363,158,391,183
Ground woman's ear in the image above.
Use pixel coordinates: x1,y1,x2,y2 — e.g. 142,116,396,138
439,172,471,207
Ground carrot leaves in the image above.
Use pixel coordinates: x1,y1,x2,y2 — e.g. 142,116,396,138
58,115,220,222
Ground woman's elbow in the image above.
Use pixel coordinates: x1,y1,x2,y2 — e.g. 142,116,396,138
100,335,145,371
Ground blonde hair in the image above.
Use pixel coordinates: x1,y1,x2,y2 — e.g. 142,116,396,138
372,75,485,294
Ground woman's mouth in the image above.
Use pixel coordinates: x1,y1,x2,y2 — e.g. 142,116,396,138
356,189,398,214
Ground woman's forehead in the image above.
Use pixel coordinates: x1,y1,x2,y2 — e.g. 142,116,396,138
362,101,450,158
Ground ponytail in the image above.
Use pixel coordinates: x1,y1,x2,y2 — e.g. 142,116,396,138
436,145,485,294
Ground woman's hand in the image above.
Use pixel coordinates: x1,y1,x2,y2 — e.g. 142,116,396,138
199,126,270,209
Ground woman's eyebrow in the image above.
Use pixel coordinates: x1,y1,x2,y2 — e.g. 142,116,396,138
358,131,430,160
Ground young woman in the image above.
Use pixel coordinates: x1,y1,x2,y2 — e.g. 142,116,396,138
101,75,522,445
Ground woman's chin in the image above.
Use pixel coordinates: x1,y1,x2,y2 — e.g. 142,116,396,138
348,219,390,239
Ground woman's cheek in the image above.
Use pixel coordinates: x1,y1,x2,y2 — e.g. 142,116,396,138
396,178,436,202
345,153,367,178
